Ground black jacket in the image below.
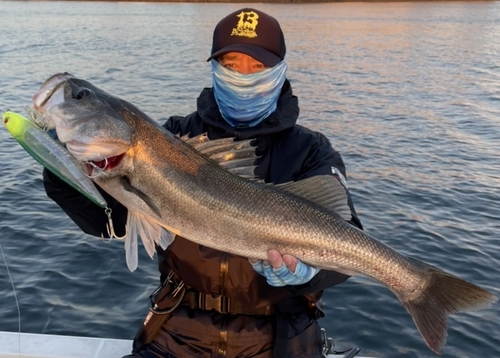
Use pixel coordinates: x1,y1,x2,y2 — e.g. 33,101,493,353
43,80,363,357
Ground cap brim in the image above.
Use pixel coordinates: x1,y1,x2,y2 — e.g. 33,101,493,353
207,44,281,67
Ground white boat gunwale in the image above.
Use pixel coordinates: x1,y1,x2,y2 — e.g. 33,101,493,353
0,331,374,358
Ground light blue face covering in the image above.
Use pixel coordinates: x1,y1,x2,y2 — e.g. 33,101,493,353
211,59,288,128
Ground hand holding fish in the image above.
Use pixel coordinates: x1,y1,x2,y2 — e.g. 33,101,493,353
249,250,321,286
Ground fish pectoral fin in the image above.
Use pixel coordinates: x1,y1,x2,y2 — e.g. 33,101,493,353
276,175,352,220
181,133,259,180
120,176,162,218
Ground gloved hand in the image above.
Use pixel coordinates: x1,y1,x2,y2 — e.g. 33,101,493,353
249,250,320,286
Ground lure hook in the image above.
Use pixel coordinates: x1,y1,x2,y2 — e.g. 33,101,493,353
84,158,109,179
24,105,47,130
102,207,126,241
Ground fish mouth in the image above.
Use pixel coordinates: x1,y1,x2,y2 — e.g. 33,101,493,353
64,139,128,176
83,153,126,176
33,73,74,115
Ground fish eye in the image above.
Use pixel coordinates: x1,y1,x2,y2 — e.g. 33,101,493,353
75,88,91,100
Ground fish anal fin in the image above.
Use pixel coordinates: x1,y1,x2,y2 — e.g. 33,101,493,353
277,175,351,220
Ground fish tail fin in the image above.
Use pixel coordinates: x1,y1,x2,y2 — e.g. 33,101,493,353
399,263,498,354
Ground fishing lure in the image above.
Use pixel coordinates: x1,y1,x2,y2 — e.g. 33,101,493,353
2,110,108,208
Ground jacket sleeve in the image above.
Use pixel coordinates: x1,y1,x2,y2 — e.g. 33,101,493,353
288,131,363,295
162,113,200,135
162,115,183,133
43,168,127,238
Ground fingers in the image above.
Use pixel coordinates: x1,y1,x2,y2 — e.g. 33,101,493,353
248,250,320,286
282,254,298,272
250,250,298,271
267,249,283,268
267,250,298,272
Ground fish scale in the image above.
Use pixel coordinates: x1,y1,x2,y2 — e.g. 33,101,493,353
32,73,497,355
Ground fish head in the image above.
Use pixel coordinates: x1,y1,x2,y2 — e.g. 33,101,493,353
33,73,135,176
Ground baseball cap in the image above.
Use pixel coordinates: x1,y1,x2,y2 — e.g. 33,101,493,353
207,8,286,67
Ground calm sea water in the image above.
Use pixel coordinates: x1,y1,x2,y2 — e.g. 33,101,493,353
1,1,499,357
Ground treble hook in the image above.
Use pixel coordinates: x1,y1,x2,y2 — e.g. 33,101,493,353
84,158,109,179
102,207,127,242
24,105,47,130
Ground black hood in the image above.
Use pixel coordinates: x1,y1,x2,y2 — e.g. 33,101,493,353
195,80,299,140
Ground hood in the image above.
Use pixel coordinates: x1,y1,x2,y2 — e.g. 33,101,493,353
196,80,299,140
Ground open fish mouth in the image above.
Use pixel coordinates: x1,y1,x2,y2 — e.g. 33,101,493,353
63,139,128,177
32,73,74,116
80,153,126,177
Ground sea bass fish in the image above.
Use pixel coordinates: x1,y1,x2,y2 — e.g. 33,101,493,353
2,110,107,208
32,73,497,354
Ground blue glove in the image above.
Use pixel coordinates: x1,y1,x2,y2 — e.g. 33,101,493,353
250,258,321,286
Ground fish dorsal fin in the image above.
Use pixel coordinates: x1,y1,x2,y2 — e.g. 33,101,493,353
181,133,259,180
277,175,352,221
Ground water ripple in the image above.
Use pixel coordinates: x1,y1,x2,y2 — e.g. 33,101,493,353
1,1,499,357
